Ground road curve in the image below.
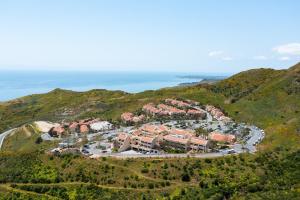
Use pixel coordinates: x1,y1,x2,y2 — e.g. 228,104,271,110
0,128,16,150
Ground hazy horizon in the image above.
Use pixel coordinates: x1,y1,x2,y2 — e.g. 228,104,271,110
0,67,234,75
0,70,228,101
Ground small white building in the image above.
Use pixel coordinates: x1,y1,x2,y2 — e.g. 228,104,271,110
90,121,113,132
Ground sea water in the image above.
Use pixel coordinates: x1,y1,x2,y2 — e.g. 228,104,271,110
0,70,225,101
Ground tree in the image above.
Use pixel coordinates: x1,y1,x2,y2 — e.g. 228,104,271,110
195,127,208,138
181,173,190,182
35,136,43,144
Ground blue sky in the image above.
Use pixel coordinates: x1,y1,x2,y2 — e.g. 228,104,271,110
0,0,299,73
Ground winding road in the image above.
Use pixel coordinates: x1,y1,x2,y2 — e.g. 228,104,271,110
0,129,16,150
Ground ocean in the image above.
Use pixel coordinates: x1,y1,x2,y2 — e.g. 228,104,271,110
0,71,226,101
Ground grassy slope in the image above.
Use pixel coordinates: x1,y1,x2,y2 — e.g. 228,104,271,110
221,63,300,150
0,148,299,199
0,89,129,132
2,123,58,152
0,63,300,199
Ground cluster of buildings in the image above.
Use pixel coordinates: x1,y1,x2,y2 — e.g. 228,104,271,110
140,99,206,119
165,98,198,108
121,112,145,124
114,124,236,153
46,98,240,156
120,99,206,124
205,105,232,123
49,119,113,137
162,128,209,152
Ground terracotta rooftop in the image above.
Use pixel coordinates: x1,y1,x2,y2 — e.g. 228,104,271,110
69,122,78,130
80,124,89,133
52,126,65,134
169,129,194,137
117,132,130,141
190,137,208,146
163,134,189,145
121,112,134,121
165,99,191,108
132,129,143,136
209,132,236,143
140,136,155,144
140,124,170,134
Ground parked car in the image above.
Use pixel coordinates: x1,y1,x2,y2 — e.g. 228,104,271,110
82,149,90,154
227,149,236,154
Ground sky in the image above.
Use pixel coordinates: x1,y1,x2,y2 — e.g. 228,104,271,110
0,0,299,73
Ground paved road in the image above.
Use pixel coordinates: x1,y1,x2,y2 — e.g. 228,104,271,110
0,128,16,150
90,152,223,159
232,126,264,153
246,126,264,153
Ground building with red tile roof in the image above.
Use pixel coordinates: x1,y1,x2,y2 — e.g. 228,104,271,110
169,129,194,137
132,115,145,123
80,124,89,134
142,103,162,116
163,134,190,150
121,112,134,122
49,126,66,137
187,109,206,119
115,132,131,152
157,104,186,116
139,124,170,135
165,99,191,108
190,137,210,151
121,112,145,124
69,122,78,133
209,132,236,144
131,135,158,152
205,105,232,122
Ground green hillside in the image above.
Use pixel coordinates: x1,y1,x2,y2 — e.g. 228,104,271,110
1,63,300,150
0,63,300,199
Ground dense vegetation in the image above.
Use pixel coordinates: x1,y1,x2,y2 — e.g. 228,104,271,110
0,147,299,199
0,63,300,199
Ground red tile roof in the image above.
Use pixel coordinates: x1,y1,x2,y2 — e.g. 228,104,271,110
80,125,89,133
209,132,236,143
117,132,130,141
121,112,134,122
169,129,194,137
163,134,189,145
190,137,208,146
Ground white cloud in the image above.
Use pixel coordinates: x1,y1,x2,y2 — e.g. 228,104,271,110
273,43,300,55
208,51,223,57
209,50,233,61
253,55,267,60
279,56,290,61
222,56,233,61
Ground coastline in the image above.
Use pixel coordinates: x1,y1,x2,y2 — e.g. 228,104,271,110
178,77,225,87
0,71,226,102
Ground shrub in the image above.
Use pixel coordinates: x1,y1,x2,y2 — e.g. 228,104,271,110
181,173,191,182
148,183,154,189
141,168,149,173
35,137,43,144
